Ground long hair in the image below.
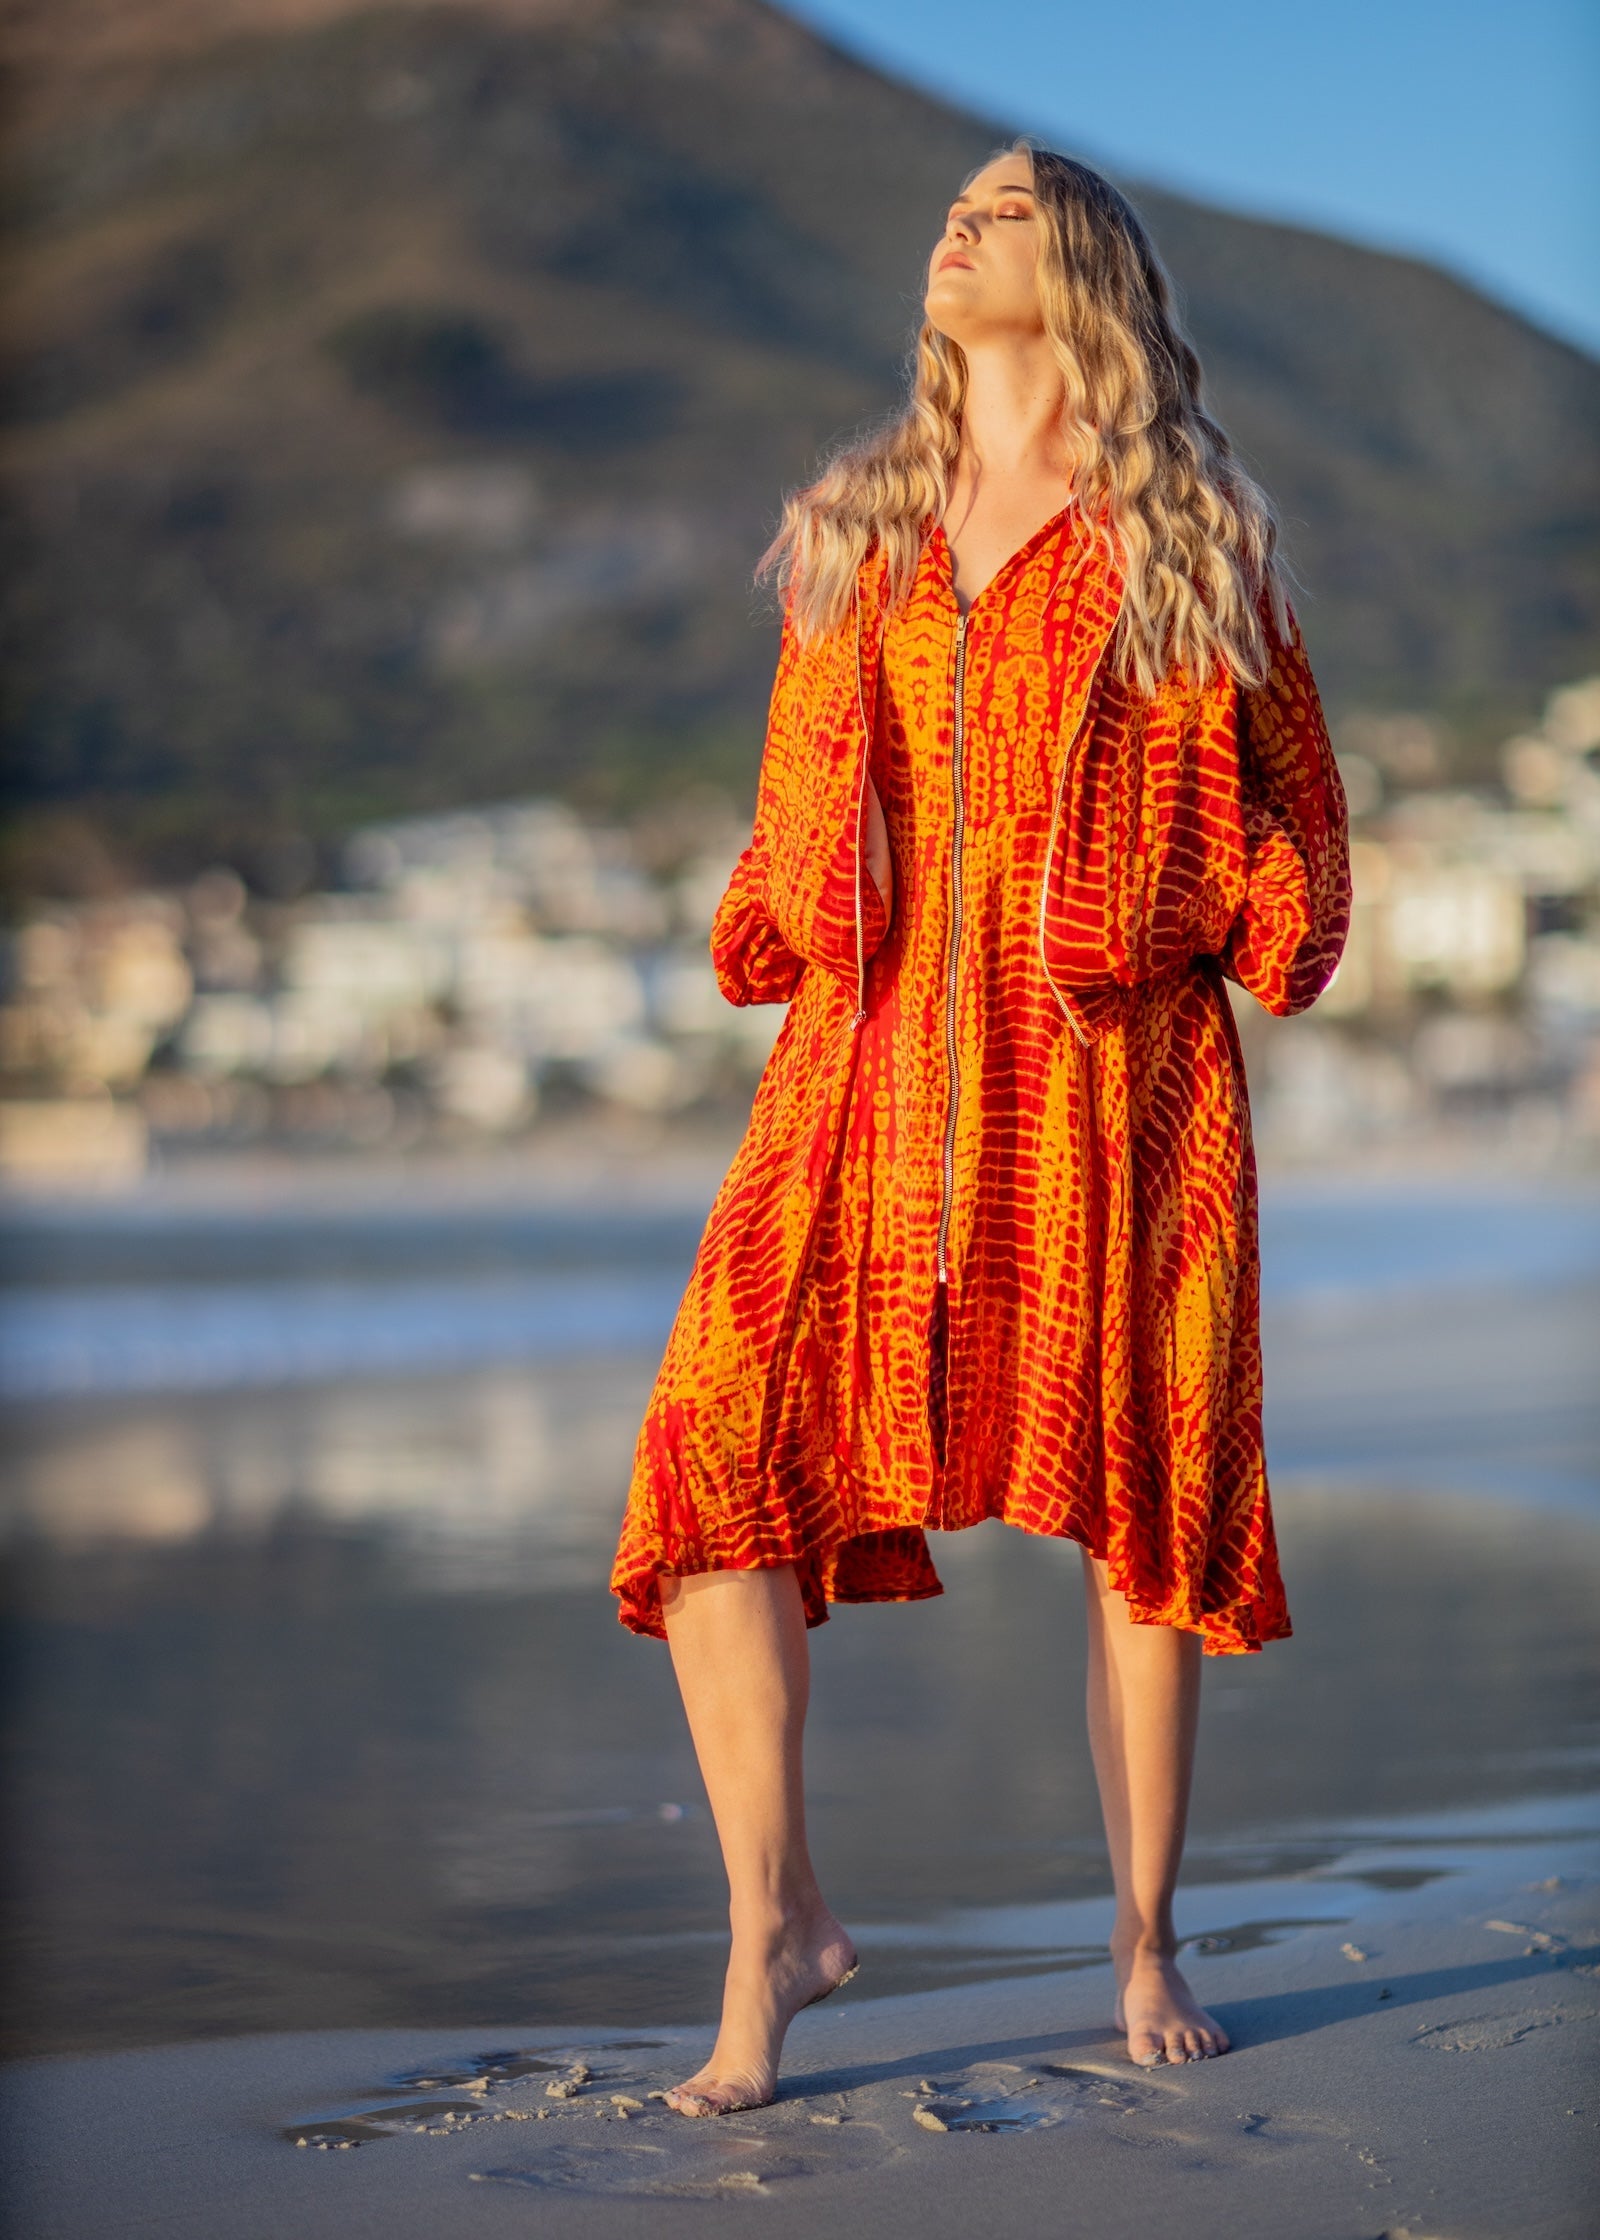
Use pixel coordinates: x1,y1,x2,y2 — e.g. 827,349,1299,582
758,142,1288,693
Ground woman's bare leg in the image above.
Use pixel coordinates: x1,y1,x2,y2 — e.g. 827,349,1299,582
658,1565,857,2115
1080,1550,1230,2065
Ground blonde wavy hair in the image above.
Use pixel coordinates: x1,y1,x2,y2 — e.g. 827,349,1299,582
758,142,1289,694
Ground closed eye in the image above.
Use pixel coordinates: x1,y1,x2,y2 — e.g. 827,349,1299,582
941,209,1026,230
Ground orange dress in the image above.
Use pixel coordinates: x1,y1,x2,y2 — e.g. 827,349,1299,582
611,506,1349,1654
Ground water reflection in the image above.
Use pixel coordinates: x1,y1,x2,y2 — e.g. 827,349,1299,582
3,1184,1597,2057
3,1347,1597,2055
1,1362,651,1587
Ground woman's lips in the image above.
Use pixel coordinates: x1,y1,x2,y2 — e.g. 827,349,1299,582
937,251,974,272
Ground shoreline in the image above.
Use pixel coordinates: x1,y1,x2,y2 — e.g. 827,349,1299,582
4,1158,1597,2240
3,1115,1599,1224
4,1808,1596,2239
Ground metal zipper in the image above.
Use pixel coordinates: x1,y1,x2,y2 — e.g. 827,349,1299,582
848,587,870,1032
935,610,970,1284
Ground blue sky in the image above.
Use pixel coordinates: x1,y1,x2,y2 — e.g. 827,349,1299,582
786,0,1599,356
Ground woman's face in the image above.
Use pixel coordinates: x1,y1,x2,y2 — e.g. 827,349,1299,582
923,154,1045,348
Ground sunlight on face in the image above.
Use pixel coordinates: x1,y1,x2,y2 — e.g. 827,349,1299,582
923,153,1045,348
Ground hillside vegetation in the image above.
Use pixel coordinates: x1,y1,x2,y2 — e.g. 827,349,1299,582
3,0,1597,890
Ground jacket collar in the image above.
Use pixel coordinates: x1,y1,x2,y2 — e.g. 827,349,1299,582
848,512,1125,720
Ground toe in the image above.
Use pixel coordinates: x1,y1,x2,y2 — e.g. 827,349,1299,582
1128,2029,1165,2068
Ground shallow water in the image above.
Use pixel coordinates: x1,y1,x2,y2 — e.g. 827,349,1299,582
1,1181,1597,2057
4,1182,1598,1402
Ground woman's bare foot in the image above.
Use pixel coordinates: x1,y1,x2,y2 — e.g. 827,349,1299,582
1112,1941,1230,2066
664,1906,858,2117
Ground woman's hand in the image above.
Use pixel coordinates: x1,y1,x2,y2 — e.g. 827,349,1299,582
863,774,892,915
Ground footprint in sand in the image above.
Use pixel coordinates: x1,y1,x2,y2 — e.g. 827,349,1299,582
476,2059,1173,2193
1408,2007,1587,2054
281,2042,670,2151
282,2039,898,2193
280,2044,1194,2192
473,2119,896,2200
891,2061,1351,2176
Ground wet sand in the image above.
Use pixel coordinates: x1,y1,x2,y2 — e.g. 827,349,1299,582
3,1816,1596,2239
3,1164,1597,2232
4,1483,1598,2056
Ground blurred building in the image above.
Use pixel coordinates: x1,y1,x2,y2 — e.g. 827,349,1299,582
1247,675,1600,1161
3,681,1598,1187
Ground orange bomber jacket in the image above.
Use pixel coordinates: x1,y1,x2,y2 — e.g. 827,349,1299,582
710,537,1350,1038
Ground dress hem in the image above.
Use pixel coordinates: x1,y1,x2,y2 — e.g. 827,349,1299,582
610,1505,1289,1658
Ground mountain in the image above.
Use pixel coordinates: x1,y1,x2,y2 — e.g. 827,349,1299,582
3,0,1597,891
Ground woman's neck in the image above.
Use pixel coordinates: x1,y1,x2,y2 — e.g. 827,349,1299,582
951,335,1073,499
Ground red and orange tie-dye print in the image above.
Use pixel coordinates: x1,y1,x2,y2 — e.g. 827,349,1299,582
610,505,1350,1655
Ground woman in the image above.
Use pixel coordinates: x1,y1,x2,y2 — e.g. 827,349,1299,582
610,142,1350,2115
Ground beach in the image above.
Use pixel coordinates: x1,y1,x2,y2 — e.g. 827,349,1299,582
1,1145,1597,2235
3,1821,1596,2239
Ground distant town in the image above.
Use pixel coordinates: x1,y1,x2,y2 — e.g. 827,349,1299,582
3,676,1598,1188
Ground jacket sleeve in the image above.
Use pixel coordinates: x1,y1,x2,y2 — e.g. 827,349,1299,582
1220,601,1351,1016
708,845,806,1006
1039,599,1348,1038
708,604,891,1007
